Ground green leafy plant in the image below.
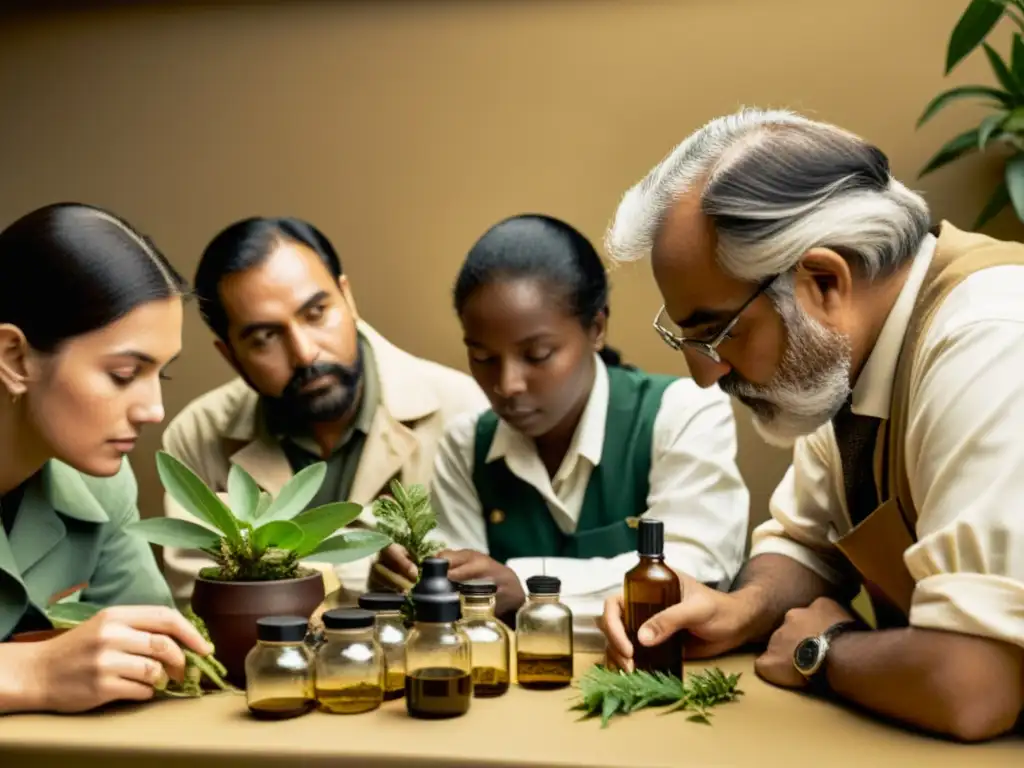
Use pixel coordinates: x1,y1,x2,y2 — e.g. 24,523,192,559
371,478,445,621
128,451,391,582
371,478,445,565
918,0,1024,227
45,601,236,697
571,665,744,728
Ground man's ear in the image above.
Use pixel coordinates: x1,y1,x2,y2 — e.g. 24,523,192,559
0,324,32,398
792,247,853,325
338,275,360,321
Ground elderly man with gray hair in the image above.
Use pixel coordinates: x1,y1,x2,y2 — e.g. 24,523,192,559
597,107,1024,741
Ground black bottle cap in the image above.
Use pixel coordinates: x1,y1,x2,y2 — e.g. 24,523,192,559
322,608,375,630
412,557,454,596
637,518,665,557
256,615,309,643
358,592,408,612
525,575,561,595
412,592,461,623
456,578,497,596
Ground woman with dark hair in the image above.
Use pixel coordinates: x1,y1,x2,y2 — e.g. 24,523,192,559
0,203,212,714
423,214,750,642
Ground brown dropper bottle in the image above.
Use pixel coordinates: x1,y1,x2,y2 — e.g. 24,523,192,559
624,518,683,678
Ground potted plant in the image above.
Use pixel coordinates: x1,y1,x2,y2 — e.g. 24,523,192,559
918,0,1024,227
127,451,391,686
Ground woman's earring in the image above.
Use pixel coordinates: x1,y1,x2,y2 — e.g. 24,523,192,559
9,392,20,405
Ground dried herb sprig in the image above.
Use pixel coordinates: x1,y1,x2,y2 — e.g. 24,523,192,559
46,602,238,697
571,665,743,728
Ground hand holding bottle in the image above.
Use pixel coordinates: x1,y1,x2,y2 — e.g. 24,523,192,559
13,605,213,713
599,576,753,672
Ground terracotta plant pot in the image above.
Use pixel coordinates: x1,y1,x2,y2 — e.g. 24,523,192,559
190,570,325,687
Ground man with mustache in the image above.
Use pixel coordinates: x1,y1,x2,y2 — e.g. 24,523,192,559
597,108,1024,741
159,217,487,599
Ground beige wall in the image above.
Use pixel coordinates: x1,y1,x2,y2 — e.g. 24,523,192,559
1,0,1020,543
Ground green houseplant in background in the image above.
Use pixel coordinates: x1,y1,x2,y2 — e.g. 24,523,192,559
918,0,1024,227
125,451,391,685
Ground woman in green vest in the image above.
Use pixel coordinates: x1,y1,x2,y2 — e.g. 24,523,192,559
0,203,212,714
422,213,749,640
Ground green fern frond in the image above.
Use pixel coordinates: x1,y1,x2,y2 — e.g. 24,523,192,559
571,665,743,728
371,478,444,565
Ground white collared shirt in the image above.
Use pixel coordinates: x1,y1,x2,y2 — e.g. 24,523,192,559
751,232,1024,650
431,357,750,649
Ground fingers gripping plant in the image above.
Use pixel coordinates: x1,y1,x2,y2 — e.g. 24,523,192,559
127,451,391,581
919,0,1024,227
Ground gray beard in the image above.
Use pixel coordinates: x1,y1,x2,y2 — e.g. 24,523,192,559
720,291,851,448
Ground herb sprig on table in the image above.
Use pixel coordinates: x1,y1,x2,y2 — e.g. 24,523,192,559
571,665,743,728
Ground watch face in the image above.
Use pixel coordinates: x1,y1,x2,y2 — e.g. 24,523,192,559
794,638,822,671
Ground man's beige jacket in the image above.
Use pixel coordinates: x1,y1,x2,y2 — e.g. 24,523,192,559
160,321,488,600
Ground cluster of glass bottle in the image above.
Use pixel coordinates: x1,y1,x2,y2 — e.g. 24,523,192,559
244,556,578,720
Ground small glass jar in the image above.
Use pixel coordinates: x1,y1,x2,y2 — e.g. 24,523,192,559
244,616,316,720
314,608,385,714
358,591,409,700
456,578,511,698
515,575,574,689
405,559,473,719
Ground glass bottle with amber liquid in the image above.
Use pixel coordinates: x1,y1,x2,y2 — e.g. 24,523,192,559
405,557,473,719
624,518,682,677
456,578,511,697
515,575,573,689
358,591,409,700
244,616,316,720
314,608,385,714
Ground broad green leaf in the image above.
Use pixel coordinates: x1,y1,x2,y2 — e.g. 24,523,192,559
46,601,102,628
1004,153,1024,221
947,0,1006,74
292,502,364,557
254,491,273,520
1002,104,1024,130
919,128,981,177
261,462,327,523
978,178,1011,231
252,520,305,551
156,452,242,545
227,464,260,522
979,111,1009,148
1013,33,1024,80
917,85,1013,127
126,518,222,550
983,42,1024,95
305,529,390,564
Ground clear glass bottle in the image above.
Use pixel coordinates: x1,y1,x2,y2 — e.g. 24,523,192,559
244,616,316,720
405,557,473,719
314,608,385,714
625,518,683,677
456,578,511,697
358,591,409,700
515,575,573,689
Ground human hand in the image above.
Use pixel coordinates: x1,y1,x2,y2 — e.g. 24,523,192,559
597,576,752,672
754,597,855,690
28,605,214,713
437,548,526,616
376,543,418,582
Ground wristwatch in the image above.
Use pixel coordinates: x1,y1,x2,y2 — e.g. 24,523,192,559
793,620,862,691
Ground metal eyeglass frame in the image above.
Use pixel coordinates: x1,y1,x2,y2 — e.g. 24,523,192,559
652,275,778,364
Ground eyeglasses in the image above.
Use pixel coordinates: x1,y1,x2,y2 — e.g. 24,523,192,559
653,276,777,364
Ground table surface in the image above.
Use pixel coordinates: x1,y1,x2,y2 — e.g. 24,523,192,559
2,653,1021,768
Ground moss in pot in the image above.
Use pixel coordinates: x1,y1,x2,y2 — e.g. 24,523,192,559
126,451,391,687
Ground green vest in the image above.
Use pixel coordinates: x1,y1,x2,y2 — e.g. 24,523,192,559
472,366,676,563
